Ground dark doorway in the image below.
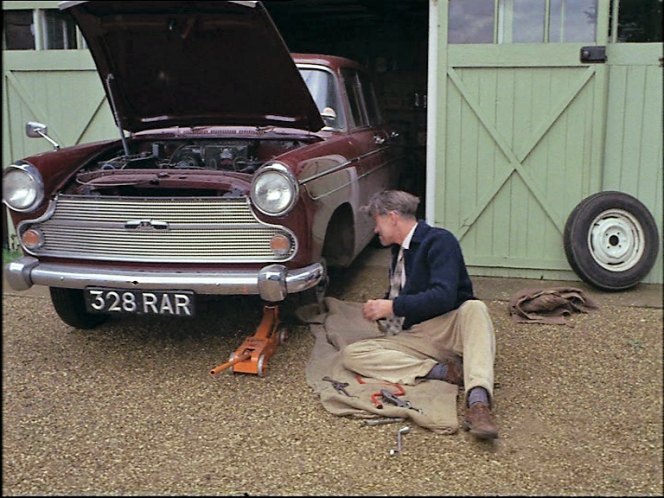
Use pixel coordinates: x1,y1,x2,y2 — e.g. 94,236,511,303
265,0,430,206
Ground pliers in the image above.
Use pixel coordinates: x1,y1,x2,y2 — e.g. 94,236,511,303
322,376,355,397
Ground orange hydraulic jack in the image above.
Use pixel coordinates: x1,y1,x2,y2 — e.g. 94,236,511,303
209,303,288,378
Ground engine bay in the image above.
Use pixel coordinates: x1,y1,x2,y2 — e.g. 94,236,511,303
92,138,305,174
68,137,308,197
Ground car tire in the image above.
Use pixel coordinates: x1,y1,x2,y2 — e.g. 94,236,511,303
563,191,659,291
49,287,109,329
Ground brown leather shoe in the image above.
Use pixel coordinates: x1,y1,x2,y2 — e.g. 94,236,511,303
463,403,498,440
442,354,464,387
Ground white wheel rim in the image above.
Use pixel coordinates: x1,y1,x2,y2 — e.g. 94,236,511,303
587,208,645,272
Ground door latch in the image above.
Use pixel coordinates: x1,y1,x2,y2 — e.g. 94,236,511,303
580,46,606,63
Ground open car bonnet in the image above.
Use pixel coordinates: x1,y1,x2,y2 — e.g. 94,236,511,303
59,1,324,132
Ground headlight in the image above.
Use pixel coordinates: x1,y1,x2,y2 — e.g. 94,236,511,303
250,162,299,216
2,162,44,212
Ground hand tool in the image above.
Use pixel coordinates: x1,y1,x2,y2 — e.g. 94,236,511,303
322,376,355,397
355,374,407,409
362,417,405,427
379,388,423,413
389,426,411,456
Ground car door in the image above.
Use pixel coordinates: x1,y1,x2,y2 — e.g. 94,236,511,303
340,68,394,251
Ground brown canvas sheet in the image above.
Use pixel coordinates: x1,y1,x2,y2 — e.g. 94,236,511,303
299,297,459,434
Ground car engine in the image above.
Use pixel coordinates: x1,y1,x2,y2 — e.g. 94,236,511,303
65,138,308,197
95,138,304,175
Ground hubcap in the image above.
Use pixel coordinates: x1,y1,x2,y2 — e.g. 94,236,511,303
588,208,645,272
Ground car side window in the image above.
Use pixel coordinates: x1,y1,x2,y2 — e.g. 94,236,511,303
342,69,368,129
299,67,346,130
358,72,381,126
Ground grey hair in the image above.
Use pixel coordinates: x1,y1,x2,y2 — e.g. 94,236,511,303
361,190,420,218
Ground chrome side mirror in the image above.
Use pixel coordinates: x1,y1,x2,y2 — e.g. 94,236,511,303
320,107,338,129
321,107,337,121
25,121,60,150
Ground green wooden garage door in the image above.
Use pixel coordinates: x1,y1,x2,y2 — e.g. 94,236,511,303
602,42,663,284
2,50,116,169
429,0,615,281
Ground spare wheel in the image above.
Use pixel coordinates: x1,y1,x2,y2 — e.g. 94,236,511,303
563,191,660,291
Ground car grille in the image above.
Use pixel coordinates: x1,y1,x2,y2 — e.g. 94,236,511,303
26,195,296,263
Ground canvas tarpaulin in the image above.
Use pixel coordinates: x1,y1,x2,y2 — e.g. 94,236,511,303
298,297,460,434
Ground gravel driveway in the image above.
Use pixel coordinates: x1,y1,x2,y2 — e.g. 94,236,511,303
3,247,662,495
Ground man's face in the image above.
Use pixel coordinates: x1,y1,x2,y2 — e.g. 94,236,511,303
373,212,398,246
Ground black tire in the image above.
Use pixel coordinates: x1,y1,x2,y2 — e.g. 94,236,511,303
563,191,659,291
49,287,109,329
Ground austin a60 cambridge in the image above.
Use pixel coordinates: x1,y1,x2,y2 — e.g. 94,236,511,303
3,1,401,376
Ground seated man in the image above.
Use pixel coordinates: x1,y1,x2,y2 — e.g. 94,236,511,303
341,190,498,440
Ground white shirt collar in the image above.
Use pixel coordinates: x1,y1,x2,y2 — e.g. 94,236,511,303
401,223,417,250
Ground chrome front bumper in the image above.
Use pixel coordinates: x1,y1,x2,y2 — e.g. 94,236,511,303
4,256,325,302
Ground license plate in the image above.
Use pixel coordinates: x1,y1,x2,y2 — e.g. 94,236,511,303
84,288,195,317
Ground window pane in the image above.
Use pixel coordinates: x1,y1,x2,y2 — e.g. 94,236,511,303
511,0,546,43
43,10,77,49
342,69,366,128
3,11,35,50
549,0,597,42
299,68,345,130
617,0,663,42
359,73,381,126
448,0,495,44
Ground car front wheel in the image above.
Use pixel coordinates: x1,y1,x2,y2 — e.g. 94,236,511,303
49,287,109,329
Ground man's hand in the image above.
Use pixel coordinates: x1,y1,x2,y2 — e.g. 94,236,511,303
362,299,394,321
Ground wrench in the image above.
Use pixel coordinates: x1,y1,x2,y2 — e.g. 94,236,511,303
389,426,411,456
362,417,405,427
380,389,422,413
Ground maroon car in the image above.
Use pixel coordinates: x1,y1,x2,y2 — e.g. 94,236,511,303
3,1,401,330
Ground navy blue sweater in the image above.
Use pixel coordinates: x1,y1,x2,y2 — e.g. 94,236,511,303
389,220,475,329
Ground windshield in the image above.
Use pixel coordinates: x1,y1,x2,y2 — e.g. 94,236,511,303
298,68,345,130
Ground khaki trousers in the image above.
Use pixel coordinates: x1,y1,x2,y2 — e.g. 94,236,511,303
341,300,496,403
